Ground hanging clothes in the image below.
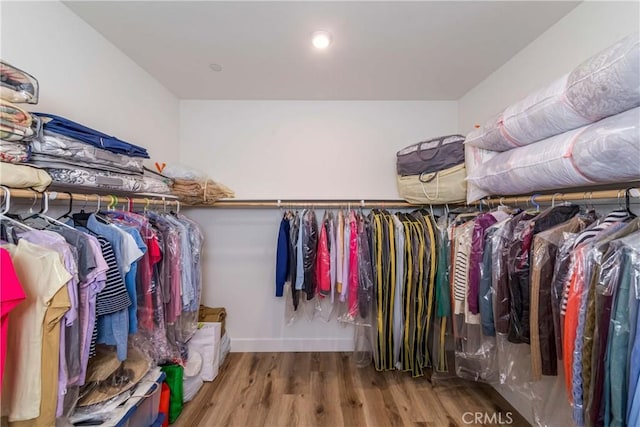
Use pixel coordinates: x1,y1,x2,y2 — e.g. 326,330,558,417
2,239,71,423
0,248,25,390
1,203,205,424
275,214,290,297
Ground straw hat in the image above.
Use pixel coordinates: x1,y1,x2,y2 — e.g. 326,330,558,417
78,345,151,407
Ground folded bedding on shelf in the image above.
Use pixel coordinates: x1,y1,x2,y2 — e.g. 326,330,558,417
30,131,144,174
45,166,171,194
466,33,640,152
0,61,39,104
0,140,30,163
171,178,235,205
0,99,32,128
33,112,150,158
0,118,39,142
466,107,640,201
29,154,142,175
0,162,51,191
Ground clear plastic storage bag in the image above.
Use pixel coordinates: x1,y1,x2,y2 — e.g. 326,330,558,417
0,61,39,104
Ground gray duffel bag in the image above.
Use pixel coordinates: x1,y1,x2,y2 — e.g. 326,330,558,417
396,134,465,176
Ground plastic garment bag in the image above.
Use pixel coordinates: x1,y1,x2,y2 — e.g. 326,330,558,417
452,216,499,383
371,210,397,371
603,233,640,427
302,209,319,301
626,238,640,427
431,215,455,380
490,213,535,401
572,221,640,426
529,216,593,427
313,211,336,323
337,212,373,328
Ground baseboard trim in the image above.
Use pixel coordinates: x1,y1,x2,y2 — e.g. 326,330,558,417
230,338,355,352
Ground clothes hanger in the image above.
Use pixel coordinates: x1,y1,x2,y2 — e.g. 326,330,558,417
522,194,541,215
0,186,36,232
19,191,46,222
57,192,74,220
579,191,595,213
625,188,637,218
72,194,101,226
29,192,76,230
143,197,150,215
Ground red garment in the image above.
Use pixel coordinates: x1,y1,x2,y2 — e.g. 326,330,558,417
563,247,586,402
348,212,359,317
0,248,26,390
316,220,331,297
138,233,161,331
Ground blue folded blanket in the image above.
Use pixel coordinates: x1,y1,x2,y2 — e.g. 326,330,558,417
33,112,149,158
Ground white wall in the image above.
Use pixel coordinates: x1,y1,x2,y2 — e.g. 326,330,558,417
180,101,458,199
181,101,458,351
0,1,179,166
184,207,356,352
458,1,640,134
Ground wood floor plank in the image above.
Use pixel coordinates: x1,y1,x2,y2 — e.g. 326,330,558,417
174,352,531,427
353,367,404,427
309,354,344,426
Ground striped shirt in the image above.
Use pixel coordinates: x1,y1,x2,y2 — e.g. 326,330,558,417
89,236,131,358
95,236,131,316
560,210,630,314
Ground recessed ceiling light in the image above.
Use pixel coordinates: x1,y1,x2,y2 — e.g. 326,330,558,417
209,63,223,72
312,30,332,49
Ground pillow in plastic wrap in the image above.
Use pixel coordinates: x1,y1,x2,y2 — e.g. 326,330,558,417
466,107,640,199
466,33,640,151
464,144,498,203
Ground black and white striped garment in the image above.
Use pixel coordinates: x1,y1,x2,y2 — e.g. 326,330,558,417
560,209,630,315
96,236,131,316
453,223,473,315
89,236,132,358
95,236,132,316
572,209,630,248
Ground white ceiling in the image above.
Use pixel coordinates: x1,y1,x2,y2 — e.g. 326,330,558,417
65,1,580,100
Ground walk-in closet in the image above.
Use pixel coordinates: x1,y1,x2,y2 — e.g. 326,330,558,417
1,1,639,426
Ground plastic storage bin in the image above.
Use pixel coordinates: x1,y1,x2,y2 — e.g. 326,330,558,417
123,381,161,427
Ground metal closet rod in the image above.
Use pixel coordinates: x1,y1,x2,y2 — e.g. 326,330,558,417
479,188,639,206
208,188,639,209
3,188,180,208
209,199,416,209
3,187,637,210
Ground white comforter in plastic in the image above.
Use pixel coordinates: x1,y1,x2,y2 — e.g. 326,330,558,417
465,33,640,151
466,107,640,201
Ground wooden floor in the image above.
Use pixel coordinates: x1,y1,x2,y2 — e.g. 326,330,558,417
174,352,530,427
